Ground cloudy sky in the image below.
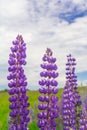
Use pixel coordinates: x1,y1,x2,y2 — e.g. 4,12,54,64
0,0,87,90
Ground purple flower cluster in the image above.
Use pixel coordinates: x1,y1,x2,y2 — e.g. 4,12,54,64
38,48,59,130
7,35,30,130
62,81,76,130
79,107,87,130
62,54,82,130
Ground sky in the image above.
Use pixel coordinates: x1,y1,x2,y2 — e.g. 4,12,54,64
0,0,87,90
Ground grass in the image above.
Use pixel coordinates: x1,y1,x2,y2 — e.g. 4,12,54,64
0,86,87,130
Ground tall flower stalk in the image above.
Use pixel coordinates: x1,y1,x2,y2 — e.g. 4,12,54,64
7,35,30,130
62,54,82,130
38,48,59,130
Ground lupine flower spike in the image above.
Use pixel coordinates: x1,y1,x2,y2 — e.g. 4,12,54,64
79,107,87,130
62,80,75,130
38,48,59,130
7,35,30,130
62,54,82,130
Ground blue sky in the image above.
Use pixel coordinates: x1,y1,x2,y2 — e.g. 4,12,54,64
0,0,87,90
77,71,87,80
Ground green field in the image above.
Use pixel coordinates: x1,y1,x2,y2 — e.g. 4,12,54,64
0,87,86,130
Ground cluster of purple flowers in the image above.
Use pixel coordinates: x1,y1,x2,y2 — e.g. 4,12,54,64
7,35,30,130
62,54,82,130
38,48,59,130
62,80,76,130
7,35,86,130
79,107,87,130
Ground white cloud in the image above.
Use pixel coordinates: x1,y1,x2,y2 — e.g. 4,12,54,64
0,0,87,90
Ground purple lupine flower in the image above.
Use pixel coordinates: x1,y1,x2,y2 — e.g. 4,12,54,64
62,81,76,130
62,54,82,130
79,107,87,130
7,35,30,130
38,48,59,130
68,55,82,129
